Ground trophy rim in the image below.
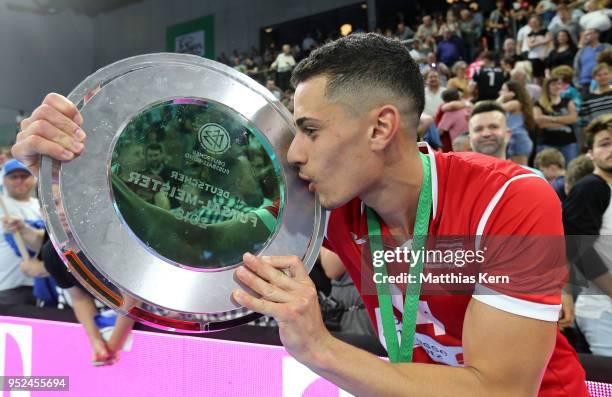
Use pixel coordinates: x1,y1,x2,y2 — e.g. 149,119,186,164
39,53,326,331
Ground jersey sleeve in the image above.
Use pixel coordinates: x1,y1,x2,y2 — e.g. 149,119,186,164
471,175,566,322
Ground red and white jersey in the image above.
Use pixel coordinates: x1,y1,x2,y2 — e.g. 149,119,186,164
323,144,588,397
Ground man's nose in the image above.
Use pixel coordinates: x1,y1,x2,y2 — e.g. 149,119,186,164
287,134,307,167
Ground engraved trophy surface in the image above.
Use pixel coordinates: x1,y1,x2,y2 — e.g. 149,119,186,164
38,53,325,332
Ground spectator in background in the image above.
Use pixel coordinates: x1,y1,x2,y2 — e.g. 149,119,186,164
469,51,507,101
438,88,471,150
440,10,461,37
502,38,518,60
271,44,296,91
497,80,536,165
565,154,595,196
451,133,472,152
551,65,582,113
0,147,10,193
580,63,612,125
574,28,612,96
395,21,414,41
526,15,552,85
534,148,566,199
534,77,579,164
265,79,282,100
436,29,462,68
579,0,612,33
468,101,543,176
416,15,438,41
516,12,533,59
423,68,445,117
302,32,315,53
546,30,577,74
548,5,580,44
447,61,471,100
459,9,480,61
232,56,246,74
0,160,43,306
511,66,542,105
563,115,612,357
409,39,427,65
487,0,510,53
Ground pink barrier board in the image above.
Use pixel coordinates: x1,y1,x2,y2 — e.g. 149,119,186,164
2,316,610,397
0,316,352,397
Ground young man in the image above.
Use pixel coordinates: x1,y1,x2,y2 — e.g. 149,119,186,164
468,101,544,177
469,51,507,101
13,33,587,396
563,115,612,356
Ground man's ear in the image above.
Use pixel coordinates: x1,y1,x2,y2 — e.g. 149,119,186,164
586,149,593,160
370,105,401,151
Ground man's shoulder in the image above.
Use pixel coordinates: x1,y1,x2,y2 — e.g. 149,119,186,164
572,174,610,193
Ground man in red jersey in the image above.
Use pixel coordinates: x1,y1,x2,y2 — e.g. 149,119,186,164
13,33,588,396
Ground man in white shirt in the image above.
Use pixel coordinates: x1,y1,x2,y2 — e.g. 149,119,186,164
271,44,296,91
423,68,445,117
0,159,44,306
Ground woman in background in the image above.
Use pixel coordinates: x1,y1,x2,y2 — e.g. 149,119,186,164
534,76,579,164
497,80,536,165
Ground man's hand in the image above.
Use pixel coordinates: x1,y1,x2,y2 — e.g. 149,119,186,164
12,93,86,176
2,217,25,234
19,258,49,278
232,253,333,363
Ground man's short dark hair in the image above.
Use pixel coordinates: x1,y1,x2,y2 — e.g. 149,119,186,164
482,51,496,63
291,33,425,127
470,101,506,119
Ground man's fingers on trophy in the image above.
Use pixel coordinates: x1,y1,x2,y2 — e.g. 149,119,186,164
242,253,299,290
30,104,86,142
232,289,280,317
259,255,309,279
26,119,84,155
42,93,81,123
14,133,75,164
235,266,293,303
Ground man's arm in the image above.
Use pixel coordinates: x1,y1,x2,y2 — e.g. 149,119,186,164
233,255,556,397
319,247,345,280
19,258,49,277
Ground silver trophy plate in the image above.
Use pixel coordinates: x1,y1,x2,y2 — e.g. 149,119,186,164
38,53,325,332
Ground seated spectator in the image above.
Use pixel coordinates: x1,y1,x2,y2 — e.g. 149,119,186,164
265,79,282,100
497,80,536,165
423,68,445,117
447,61,471,100
534,77,579,164
534,148,566,199
438,88,471,150
502,38,518,61
580,63,612,125
417,15,438,41
436,29,462,68
564,154,595,197
563,114,612,357
417,114,442,150
550,65,582,113
408,39,427,65
395,21,414,41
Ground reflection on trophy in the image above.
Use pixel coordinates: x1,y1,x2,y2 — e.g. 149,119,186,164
38,54,325,332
